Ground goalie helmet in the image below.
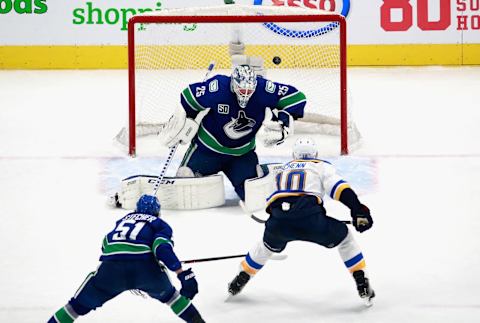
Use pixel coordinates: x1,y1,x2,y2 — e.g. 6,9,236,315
136,194,161,216
293,137,318,159
231,65,257,108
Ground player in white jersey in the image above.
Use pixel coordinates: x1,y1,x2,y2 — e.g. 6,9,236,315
227,137,375,305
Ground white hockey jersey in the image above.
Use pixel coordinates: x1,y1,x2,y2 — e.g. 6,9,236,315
266,159,351,206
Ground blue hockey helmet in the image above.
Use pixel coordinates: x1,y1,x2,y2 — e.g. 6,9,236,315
136,194,161,216
231,65,257,108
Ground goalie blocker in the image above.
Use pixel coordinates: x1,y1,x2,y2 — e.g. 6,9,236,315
111,174,225,210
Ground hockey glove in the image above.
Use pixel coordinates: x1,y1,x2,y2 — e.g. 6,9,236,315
351,204,373,233
166,117,199,148
177,268,199,299
262,110,293,147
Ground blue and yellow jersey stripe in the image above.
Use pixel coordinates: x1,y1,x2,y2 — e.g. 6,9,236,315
330,180,351,201
266,190,322,207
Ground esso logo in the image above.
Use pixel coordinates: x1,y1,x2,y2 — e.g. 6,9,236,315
253,0,351,38
266,0,337,11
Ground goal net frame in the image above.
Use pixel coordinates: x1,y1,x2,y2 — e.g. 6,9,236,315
127,9,348,156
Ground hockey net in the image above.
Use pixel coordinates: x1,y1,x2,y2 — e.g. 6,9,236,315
119,4,360,156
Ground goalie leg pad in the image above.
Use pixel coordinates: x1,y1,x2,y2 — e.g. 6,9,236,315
114,174,225,210
176,166,194,177
243,163,283,213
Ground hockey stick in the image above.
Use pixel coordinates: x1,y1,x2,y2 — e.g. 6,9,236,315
152,144,178,196
250,213,352,225
181,253,288,264
151,62,216,196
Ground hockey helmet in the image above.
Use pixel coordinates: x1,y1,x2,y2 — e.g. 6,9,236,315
231,65,257,108
293,137,318,159
136,194,161,216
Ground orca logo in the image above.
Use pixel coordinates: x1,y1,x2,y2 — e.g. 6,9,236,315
223,110,257,140
253,0,351,38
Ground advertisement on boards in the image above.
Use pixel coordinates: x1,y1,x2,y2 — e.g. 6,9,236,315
0,0,478,45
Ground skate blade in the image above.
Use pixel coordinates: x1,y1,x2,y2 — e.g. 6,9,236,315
225,292,236,302
364,297,373,307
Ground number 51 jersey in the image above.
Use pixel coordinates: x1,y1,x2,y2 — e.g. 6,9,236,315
99,213,182,271
267,159,352,206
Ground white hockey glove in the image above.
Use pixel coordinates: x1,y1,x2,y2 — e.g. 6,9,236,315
166,117,199,147
262,110,294,147
165,108,210,148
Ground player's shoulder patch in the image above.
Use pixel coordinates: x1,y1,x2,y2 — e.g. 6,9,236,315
209,79,218,92
264,80,276,94
208,74,231,92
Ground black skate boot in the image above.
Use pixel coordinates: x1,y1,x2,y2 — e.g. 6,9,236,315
353,270,375,306
228,271,250,296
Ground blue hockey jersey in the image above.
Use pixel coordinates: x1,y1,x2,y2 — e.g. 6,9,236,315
100,212,181,272
180,74,306,156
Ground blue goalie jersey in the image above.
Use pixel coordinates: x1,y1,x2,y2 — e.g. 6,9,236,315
180,75,306,156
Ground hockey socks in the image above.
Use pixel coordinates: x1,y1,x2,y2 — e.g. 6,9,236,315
337,230,375,303
240,240,274,275
47,304,78,323
166,290,204,322
337,230,366,273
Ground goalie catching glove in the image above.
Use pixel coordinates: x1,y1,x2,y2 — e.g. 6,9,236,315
262,110,294,147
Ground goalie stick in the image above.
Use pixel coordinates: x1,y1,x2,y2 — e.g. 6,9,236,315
181,253,288,264
151,62,216,196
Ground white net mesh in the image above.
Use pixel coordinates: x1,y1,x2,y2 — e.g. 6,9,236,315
123,4,359,155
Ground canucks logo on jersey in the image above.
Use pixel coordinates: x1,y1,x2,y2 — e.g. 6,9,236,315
223,110,257,139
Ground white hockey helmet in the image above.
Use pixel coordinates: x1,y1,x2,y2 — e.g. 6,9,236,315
293,137,318,159
231,65,257,108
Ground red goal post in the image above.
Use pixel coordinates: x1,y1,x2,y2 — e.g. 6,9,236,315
126,5,351,156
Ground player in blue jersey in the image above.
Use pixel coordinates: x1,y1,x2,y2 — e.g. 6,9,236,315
47,195,205,323
168,64,306,200
227,138,375,306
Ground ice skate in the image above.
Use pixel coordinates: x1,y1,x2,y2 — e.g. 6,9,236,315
190,312,206,323
228,271,250,296
353,270,375,307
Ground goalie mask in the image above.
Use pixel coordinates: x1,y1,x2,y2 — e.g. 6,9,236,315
293,137,318,159
231,65,257,108
136,194,161,216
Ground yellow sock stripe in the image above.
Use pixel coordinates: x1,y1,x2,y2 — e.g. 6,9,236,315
333,183,350,201
348,259,366,273
241,260,258,275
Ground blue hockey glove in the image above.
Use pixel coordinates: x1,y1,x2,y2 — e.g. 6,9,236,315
351,204,373,233
177,268,198,299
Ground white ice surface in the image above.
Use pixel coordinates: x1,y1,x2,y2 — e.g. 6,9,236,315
0,67,479,322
